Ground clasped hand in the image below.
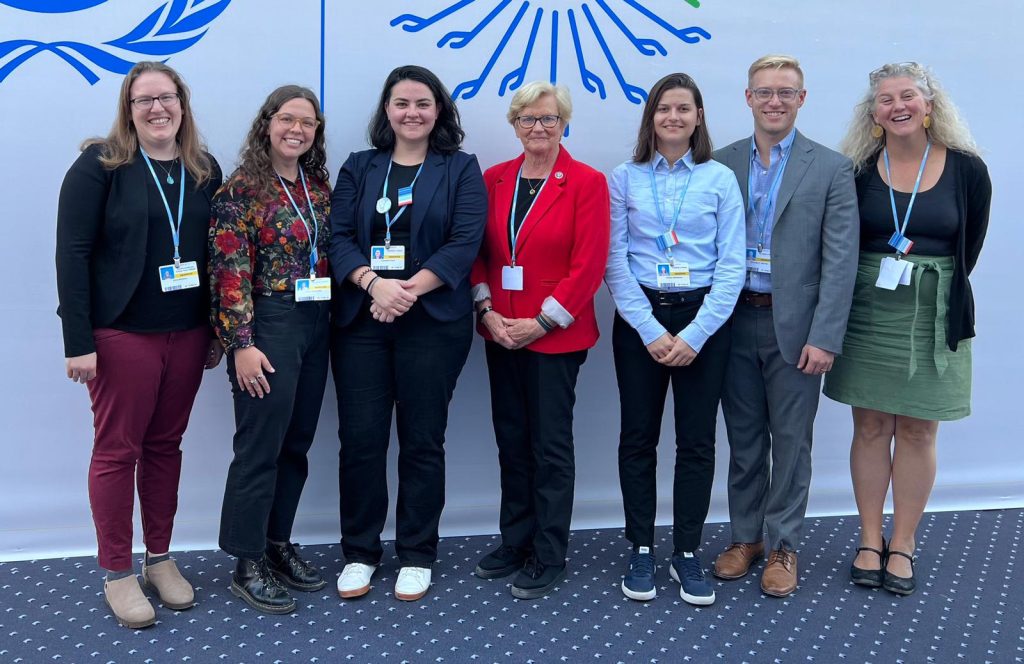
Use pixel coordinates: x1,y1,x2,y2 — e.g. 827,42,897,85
369,278,417,323
645,333,697,366
483,313,546,350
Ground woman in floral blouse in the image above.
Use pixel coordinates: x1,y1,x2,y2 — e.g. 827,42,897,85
209,85,331,615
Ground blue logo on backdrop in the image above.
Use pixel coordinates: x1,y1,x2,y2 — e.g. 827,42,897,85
0,0,231,84
389,0,710,104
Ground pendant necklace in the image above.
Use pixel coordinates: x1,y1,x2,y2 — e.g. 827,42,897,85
154,156,178,185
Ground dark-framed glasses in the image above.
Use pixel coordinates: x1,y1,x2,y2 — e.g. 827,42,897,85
750,87,802,103
273,113,320,131
516,114,560,128
130,93,180,109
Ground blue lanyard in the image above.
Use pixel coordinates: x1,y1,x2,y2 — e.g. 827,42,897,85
509,163,548,266
747,141,791,251
140,148,185,266
277,166,320,278
381,159,425,247
883,141,931,238
648,160,692,234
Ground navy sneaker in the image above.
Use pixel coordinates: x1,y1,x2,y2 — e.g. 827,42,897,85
670,551,715,606
621,546,656,601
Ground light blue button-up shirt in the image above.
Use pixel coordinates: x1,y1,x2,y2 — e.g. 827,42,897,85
745,128,796,293
606,151,746,351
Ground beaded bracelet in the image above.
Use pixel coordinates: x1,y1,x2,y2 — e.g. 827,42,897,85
355,267,373,289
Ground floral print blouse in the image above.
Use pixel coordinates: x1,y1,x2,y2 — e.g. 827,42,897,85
209,169,331,351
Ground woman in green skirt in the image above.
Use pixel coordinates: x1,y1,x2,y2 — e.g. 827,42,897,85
825,62,991,596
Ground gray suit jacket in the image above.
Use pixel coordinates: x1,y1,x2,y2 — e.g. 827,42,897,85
714,131,859,364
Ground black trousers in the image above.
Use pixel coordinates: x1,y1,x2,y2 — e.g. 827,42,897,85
484,341,587,567
220,294,330,560
612,294,731,553
331,305,473,567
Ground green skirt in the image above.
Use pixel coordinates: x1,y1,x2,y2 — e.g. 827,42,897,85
823,251,971,421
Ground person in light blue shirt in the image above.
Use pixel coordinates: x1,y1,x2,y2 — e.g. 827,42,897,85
605,72,745,607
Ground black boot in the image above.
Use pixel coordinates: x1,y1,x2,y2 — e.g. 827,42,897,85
266,541,327,592
230,557,296,614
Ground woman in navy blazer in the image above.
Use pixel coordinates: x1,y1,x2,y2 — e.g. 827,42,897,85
329,65,487,602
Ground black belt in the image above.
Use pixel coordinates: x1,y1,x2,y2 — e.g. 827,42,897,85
641,285,712,306
738,290,772,308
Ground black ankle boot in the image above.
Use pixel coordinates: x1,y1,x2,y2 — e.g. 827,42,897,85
230,557,296,614
266,541,327,592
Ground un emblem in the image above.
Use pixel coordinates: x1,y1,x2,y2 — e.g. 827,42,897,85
389,0,710,104
0,0,231,84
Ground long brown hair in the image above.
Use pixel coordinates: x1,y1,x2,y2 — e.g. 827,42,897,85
82,61,213,186
237,85,329,193
632,73,712,164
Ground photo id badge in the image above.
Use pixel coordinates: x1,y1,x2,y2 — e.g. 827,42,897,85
370,245,405,271
875,256,907,290
655,262,691,288
501,265,524,291
295,277,331,302
746,247,772,274
159,261,200,292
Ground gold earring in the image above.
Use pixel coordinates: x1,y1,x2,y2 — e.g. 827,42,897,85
923,114,932,129
871,124,884,138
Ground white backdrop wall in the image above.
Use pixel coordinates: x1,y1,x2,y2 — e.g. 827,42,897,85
1,0,1021,562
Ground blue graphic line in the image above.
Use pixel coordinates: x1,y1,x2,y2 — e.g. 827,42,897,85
624,0,711,44
451,1,529,100
596,0,665,56
0,40,135,83
581,3,646,104
320,0,325,111
567,8,605,99
391,0,476,33
549,10,558,83
438,0,512,49
0,0,106,11
499,7,542,95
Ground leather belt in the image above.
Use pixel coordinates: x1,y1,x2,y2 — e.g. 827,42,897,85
641,285,712,306
739,290,772,308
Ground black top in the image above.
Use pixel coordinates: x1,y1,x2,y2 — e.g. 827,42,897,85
854,149,991,350
507,176,545,252
859,160,957,256
55,144,222,357
370,162,420,281
113,160,210,332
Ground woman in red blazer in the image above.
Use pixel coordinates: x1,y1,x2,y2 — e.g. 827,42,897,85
469,81,610,600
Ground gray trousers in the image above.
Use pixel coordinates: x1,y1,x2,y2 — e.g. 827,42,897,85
721,302,822,551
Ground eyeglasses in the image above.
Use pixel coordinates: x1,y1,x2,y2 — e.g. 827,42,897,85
130,93,180,109
749,88,802,103
516,115,561,128
273,113,320,131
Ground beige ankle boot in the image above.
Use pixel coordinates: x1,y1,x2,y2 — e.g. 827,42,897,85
104,575,156,629
142,558,195,610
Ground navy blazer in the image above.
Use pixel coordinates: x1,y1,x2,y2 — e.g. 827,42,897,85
328,148,487,327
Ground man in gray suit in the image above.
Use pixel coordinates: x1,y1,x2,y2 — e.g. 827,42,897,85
712,55,858,597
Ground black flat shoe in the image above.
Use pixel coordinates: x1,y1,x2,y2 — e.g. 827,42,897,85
850,538,886,588
882,549,916,596
230,557,296,614
266,541,327,592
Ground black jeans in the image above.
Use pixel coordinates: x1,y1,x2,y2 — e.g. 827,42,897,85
331,305,473,567
612,293,731,553
220,293,330,560
484,341,587,567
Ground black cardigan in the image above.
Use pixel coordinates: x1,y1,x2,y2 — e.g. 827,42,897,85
55,144,222,357
855,149,991,351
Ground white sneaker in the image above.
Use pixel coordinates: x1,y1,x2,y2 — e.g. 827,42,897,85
336,563,376,599
394,566,431,601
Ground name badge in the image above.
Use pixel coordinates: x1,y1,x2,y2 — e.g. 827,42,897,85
501,265,524,291
746,247,771,274
876,256,913,290
296,277,331,301
397,185,413,207
159,261,200,292
888,231,914,255
656,262,690,288
371,245,405,271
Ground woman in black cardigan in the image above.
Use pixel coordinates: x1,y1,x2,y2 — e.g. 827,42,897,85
56,61,222,629
825,62,991,596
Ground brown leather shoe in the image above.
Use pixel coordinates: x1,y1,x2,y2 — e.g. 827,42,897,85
713,541,764,580
760,548,798,597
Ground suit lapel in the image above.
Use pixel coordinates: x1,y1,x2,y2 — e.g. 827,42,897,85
492,155,524,265
410,150,447,242
361,151,390,243
731,141,752,210
513,146,571,258
773,131,814,227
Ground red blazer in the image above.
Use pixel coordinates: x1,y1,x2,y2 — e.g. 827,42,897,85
471,147,610,354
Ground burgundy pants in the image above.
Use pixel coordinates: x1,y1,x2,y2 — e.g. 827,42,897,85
86,326,209,570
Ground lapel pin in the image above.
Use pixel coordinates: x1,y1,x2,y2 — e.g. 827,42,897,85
555,171,564,180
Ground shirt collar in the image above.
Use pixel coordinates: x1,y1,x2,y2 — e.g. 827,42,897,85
750,128,798,162
652,149,695,172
